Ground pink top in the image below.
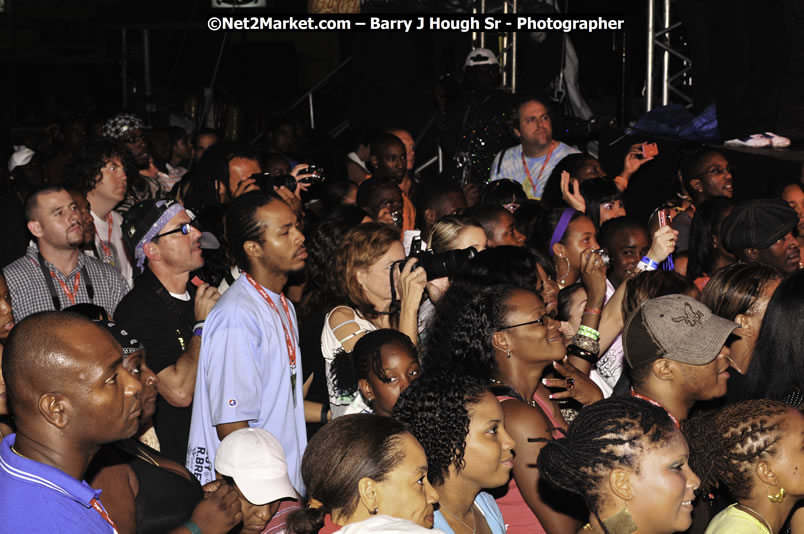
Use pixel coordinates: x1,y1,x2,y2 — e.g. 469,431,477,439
494,393,564,534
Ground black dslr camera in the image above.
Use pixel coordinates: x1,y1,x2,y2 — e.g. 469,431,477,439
394,236,478,281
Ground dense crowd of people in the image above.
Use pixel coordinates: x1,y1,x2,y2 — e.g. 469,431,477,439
1,47,803,534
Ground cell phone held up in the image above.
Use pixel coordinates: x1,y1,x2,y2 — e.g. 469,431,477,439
641,143,658,159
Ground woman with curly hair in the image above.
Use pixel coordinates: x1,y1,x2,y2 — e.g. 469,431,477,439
286,414,441,534
537,396,700,534
683,400,804,534
393,371,515,534
331,329,420,417
423,284,601,534
322,223,426,417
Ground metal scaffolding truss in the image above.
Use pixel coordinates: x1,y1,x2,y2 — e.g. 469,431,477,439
646,0,693,111
470,0,518,94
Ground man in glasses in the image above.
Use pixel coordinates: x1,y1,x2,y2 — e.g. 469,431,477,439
671,148,735,252
114,199,221,465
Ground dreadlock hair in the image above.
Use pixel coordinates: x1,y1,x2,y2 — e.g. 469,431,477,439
225,189,281,272
422,283,518,381
682,400,789,499
285,414,409,534
393,371,487,486
536,396,678,520
331,329,418,401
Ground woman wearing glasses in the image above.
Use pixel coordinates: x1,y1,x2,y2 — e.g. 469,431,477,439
423,283,601,534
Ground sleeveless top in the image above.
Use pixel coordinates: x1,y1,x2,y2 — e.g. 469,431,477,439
321,306,378,417
113,439,204,534
493,388,565,534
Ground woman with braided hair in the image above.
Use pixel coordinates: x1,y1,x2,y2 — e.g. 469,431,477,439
537,396,700,534
683,400,804,534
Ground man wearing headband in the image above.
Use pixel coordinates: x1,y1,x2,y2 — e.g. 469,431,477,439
2,186,129,322
115,199,221,465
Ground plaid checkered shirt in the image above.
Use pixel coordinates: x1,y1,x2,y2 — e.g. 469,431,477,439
2,243,130,322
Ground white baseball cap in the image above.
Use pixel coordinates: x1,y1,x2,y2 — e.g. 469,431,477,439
464,48,499,69
215,428,297,505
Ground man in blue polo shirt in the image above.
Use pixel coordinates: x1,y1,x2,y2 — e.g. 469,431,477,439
0,311,143,533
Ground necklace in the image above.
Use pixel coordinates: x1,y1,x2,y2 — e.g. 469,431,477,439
10,444,29,459
736,504,773,534
489,378,538,408
440,503,477,534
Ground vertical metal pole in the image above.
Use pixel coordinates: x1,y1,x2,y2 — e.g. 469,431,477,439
121,28,128,110
661,0,670,105
646,0,655,111
143,28,154,121
438,146,443,175
619,29,627,128
511,0,517,93
480,0,486,48
472,5,477,45
308,93,315,130
501,1,508,88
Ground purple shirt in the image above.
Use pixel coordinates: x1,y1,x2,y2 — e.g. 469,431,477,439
0,434,117,533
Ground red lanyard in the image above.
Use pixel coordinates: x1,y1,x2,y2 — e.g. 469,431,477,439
521,141,556,198
98,214,114,265
51,270,81,305
244,273,297,370
90,498,119,533
630,388,680,428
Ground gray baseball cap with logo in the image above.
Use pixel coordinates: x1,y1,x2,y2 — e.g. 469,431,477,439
624,294,738,369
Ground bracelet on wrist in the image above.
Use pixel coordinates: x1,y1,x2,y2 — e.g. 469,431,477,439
577,325,601,341
567,344,598,364
583,307,601,316
183,521,203,534
192,321,204,337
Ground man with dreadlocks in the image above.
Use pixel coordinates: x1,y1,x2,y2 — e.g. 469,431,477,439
537,396,701,534
683,400,804,534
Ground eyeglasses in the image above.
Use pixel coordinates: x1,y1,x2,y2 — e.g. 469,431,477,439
498,313,549,331
155,219,197,238
694,165,735,180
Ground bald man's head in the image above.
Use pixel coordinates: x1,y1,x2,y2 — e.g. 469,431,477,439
3,311,143,443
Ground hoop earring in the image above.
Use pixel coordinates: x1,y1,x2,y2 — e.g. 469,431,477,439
557,256,570,286
768,485,786,504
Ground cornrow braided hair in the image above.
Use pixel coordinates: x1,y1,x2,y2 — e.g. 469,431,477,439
536,397,677,515
682,399,789,500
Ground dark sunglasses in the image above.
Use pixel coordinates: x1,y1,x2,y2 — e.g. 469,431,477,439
155,219,198,238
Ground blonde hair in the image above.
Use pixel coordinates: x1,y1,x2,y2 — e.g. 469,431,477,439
427,215,483,253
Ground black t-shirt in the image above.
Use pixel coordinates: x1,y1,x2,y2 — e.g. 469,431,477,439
115,268,195,465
